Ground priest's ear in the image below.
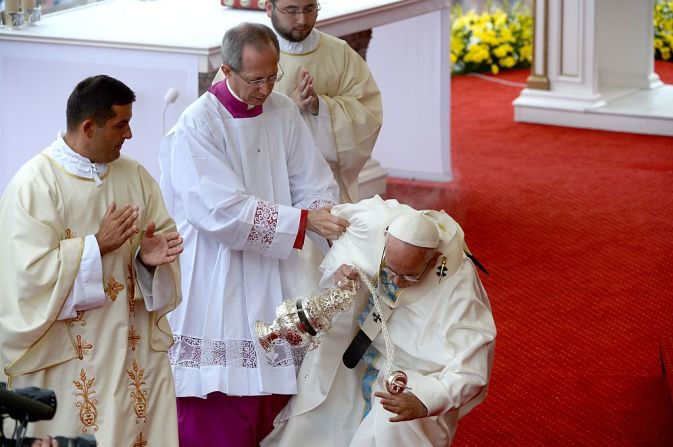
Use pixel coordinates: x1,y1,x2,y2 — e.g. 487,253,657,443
221,64,233,80
80,118,97,138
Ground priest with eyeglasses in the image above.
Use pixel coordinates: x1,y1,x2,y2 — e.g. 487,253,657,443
159,22,347,446
214,0,383,204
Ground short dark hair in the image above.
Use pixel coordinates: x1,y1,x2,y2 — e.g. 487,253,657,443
66,75,136,131
221,22,280,73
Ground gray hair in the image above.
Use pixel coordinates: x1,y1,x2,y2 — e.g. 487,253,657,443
221,22,280,72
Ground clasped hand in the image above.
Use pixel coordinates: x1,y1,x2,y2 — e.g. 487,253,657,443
291,69,318,115
96,202,183,266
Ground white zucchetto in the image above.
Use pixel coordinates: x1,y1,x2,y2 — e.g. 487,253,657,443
387,212,440,248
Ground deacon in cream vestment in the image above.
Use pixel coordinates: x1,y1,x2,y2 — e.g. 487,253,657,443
0,134,181,446
271,29,382,203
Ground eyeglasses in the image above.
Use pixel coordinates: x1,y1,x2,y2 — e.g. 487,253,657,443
379,250,424,283
231,65,284,87
381,265,424,283
273,2,321,16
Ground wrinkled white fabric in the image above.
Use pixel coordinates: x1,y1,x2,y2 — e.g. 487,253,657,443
263,196,496,446
160,91,339,397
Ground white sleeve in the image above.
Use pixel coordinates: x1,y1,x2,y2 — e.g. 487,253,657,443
57,234,106,320
160,123,303,260
405,270,496,416
133,248,175,312
305,95,338,164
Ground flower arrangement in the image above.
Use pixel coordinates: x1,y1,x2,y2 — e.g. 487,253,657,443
655,0,673,61
450,1,533,75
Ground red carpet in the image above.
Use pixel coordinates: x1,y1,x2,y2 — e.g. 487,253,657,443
384,61,673,445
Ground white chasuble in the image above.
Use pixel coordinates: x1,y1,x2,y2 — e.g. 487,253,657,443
160,90,338,398
263,196,497,447
0,139,181,446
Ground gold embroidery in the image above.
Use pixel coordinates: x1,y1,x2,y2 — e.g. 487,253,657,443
104,277,124,301
127,359,148,424
128,325,141,351
73,369,99,432
64,228,78,239
68,310,87,327
74,335,93,360
133,432,148,447
126,263,136,317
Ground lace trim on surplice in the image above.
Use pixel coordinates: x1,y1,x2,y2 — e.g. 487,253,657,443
245,200,278,253
168,335,306,370
308,199,335,210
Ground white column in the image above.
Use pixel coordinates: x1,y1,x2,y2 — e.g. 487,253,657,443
513,0,672,136
595,0,662,90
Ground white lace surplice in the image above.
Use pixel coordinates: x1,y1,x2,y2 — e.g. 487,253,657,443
160,91,338,397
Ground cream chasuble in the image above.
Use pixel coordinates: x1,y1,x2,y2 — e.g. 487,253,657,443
213,29,382,203
0,136,181,446
275,30,382,203
160,88,338,398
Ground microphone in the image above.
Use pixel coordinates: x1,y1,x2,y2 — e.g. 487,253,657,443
163,87,180,135
0,385,57,422
164,87,180,105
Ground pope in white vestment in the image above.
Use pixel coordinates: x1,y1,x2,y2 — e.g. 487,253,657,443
0,134,181,446
262,196,497,446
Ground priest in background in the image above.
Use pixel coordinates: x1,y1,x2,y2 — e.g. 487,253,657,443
0,75,184,445
263,196,496,446
214,0,383,203
159,22,348,446
267,0,382,203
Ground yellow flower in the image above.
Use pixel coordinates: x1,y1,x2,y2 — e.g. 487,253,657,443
493,10,508,27
450,2,535,74
464,44,491,64
520,44,533,63
500,56,516,68
451,36,465,54
494,44,514,58
500,27,515,43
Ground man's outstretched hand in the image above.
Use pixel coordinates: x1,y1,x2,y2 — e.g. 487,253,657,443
139,222,184,267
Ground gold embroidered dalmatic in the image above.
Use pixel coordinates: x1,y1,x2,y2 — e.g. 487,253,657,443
0,151,181,446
